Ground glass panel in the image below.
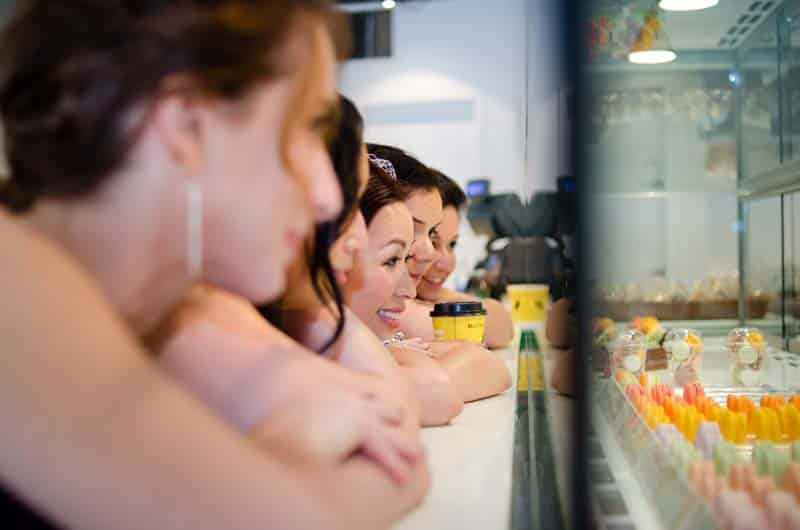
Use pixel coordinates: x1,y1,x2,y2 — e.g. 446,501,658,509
739,8,782,178
779,1,800,163
589,76,739,326
786,192,800,350
743,195,783,338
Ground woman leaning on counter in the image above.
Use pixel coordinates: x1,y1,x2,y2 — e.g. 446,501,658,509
413,169,515,349
0,1,425,529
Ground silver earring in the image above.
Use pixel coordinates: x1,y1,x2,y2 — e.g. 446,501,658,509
186,181,203,278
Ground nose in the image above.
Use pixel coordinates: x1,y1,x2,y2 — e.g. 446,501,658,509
396,264,417,299
432,251,449,272
411,236,437,264
436,249,456,275
304,150,343,223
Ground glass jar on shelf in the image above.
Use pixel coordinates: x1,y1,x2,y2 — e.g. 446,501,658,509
663,328,703,386
610,329,647,381
727,327,767,387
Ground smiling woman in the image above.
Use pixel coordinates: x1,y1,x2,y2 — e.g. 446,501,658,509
0,0,431,528
366,143,443,286
349,165,417,339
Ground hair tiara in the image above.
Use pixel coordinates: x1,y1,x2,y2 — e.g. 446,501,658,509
367,153,397,181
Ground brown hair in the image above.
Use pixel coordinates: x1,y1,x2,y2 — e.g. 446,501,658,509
0,0,344,212
360,162,407,226
430,168,466,210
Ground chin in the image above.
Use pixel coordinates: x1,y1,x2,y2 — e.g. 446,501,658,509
370,319,394,341
418,280,442,301
212,262,287,305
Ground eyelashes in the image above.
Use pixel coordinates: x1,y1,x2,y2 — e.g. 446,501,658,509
383,256,402,268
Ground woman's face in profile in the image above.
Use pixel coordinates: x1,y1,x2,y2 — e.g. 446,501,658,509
347,201,416,340
418,205,459,300
403,189,443,286
197,17,341,304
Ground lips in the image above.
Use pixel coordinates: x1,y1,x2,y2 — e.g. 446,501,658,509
377,307,404,329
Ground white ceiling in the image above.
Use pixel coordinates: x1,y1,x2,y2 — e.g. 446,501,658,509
660,0,778,50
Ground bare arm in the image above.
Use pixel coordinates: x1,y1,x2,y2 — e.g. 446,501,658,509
389,345,464,426
437,289,515,348
0,219,373,530
156,293,423,469
427,342,513,402
398,299,436,341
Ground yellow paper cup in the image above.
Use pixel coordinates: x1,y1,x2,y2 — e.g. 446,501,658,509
430,301,487,344
507,284,549,323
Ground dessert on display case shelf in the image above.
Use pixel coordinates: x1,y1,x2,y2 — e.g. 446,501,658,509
663,328,703,386
600,273,772,322
727,328,768,387
593,323,800,529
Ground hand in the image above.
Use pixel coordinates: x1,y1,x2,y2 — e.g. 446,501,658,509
387,339,433,357
251,383,423,485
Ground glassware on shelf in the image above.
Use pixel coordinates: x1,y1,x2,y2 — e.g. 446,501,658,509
727,327,768,387
663,328,703,386
610,329,647,380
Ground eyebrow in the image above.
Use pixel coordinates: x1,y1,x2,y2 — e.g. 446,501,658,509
382,239,408,249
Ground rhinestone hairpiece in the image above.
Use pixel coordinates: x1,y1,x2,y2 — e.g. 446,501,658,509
368,154,398,181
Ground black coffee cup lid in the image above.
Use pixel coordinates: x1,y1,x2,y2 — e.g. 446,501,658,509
430,301,487,317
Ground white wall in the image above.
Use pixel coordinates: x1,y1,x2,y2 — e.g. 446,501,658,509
339,0,564,288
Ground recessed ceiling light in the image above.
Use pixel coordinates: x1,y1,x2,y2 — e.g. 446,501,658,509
659,0,719,11
628,49,678,64
382,0,397,9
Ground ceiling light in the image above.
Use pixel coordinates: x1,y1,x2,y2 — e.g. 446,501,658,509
628,49,678,64
382,0,396,9
628,14,677,65
658,0,719,11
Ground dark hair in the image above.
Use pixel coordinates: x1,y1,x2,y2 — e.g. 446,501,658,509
430,168,466,210
360,162,407,226
306,95,364,353
366,143,439,196
0,0,343,212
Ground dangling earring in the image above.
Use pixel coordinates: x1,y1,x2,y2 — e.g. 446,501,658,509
186,181,204,278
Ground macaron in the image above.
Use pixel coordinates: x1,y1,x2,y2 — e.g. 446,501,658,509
689,460,725,501
694,421,723,459
793,441,800,462
683,382,705,405
714,489,770,530
719,409,748,444
655,422,681,447
671,437,702,475
713,441,740,476
764,490,800,530
780,405,800,441
750,407,783,443
784,463,800,504
753,441,790,483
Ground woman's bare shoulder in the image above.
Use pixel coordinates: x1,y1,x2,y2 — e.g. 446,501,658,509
0,211,109,309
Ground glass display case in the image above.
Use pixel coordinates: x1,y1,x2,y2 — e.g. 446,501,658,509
586,1,800,528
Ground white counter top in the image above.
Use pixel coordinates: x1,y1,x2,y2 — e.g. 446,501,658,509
395,346,518,530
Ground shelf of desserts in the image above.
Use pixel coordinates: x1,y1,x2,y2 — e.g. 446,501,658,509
598,274,773,322
592,316,790,376
593,325,800,529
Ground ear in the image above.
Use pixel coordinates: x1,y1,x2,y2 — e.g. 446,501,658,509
151,92,207,177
